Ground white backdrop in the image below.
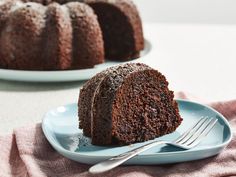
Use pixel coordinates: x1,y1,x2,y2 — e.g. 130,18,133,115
135,0,236,24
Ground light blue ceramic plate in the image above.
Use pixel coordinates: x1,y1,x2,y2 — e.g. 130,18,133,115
42,100,232,165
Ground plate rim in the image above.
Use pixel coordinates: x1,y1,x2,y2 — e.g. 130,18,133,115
42,99,233,158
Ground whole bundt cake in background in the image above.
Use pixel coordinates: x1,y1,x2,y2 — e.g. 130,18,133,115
78,63,183,146
0,0,104,70
84,0,144,61
0,0,144,70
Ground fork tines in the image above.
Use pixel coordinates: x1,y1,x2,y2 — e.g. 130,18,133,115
175,117,218,148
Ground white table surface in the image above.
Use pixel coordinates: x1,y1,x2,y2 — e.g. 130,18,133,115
1,23,236,135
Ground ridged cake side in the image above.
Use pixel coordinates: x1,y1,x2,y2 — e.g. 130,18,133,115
78,63,139,137
0,0,104,70
84,0,144,61
91,63,151,145
78,70,107,137
66,2,104,69
42,3,72,70
0,2,47,69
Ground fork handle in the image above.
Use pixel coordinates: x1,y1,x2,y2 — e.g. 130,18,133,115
89,140,166,174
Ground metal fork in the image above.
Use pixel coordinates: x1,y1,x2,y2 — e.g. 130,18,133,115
89,117,218,174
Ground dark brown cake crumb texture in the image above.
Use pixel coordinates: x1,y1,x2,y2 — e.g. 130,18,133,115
79,63,183,146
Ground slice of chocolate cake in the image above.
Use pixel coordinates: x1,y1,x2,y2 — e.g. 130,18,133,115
78,63,182,146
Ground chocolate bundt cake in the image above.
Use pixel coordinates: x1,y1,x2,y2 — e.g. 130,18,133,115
0,0,144,70
84,0,144,61
78,63,182,146
0,0,104,70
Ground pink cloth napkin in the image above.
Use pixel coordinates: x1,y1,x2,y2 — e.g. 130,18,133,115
0,92,236,177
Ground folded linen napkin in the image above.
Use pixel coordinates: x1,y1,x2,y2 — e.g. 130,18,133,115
0,92,235,177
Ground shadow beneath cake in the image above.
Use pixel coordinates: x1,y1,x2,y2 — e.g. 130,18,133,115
54,132,109,152
0,79,87,92
158,145,186,153
54,131,186,155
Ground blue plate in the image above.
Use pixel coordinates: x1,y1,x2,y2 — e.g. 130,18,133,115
42,100,232,165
